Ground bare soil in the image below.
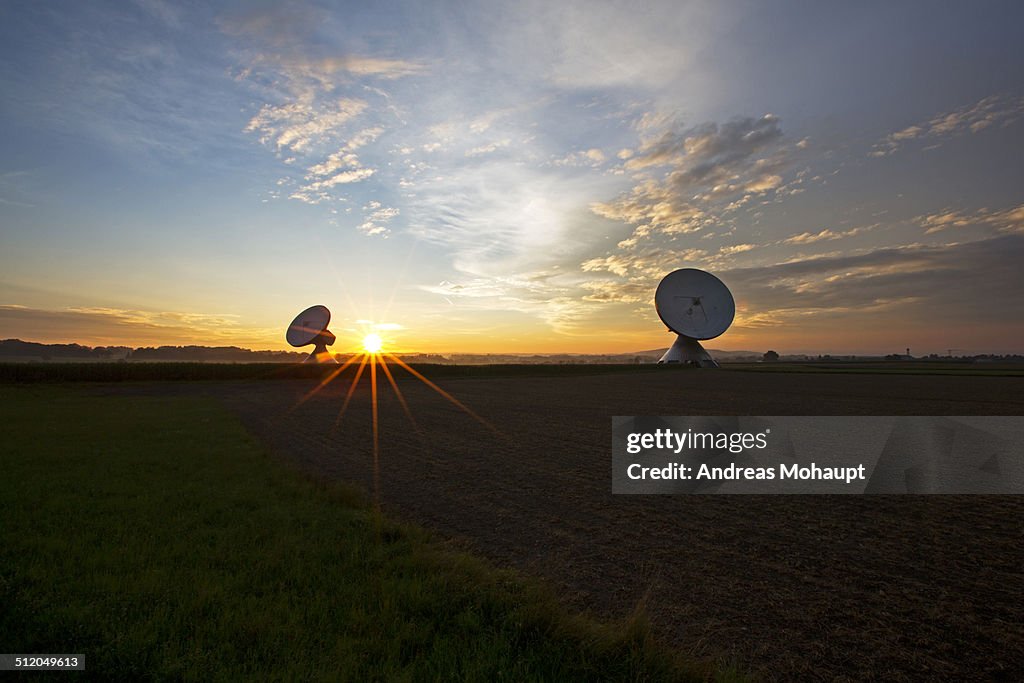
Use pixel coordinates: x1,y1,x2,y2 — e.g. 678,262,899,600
127,368,1024,681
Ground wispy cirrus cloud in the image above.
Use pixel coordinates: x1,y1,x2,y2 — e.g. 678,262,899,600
226,4,426,231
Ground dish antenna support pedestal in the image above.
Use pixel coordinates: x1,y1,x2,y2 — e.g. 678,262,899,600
660,335,719,367
286,305,338,364
654,269,735,368
305,330,337,364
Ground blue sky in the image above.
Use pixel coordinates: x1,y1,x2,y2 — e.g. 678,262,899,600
1,0,1022,353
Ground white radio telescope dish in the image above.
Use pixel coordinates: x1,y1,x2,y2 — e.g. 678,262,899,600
286,304,337,363
655,269,735,367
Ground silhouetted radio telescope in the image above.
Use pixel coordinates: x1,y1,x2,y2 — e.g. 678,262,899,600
655,268,735,368
286,305,337,363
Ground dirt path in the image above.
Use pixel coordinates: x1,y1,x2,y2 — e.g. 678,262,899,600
139,369,1024,681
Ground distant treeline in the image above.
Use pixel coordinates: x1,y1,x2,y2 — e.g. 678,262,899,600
0,339,305,362
132,345,305,362
3,339,1022,365
0,339,131,360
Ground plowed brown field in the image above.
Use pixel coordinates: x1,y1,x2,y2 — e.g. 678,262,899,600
127,368,1024,681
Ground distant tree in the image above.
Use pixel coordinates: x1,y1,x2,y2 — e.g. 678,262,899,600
763,350,779,362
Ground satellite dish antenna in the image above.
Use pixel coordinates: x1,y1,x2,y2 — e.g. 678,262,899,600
286,304,337,363
655,268,735,368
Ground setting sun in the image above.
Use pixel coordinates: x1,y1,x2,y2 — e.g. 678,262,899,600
362,333,383,354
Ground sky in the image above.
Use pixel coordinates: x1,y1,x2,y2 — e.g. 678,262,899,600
1,0,1023,355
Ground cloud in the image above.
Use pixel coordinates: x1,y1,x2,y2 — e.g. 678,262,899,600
720,235,1024,326
465,139,512,157
307,151,362,177
581,248,709,279
296,55,424,80
221,4,425,80
718,243,755,255
914,209,974,233
781,225,876,245
357,201,399,237
218,3,324,47
913,203,1024,234
246,97,368,152
592,181,711,246
491,0,734,92
592,113,791,251
626,114,782,176
406,158,621,275
580,279,649,303
416,271,607,335
553,148,607,167
870,94,1024,156
421,277,541,300
229,4,427,219
307,168,375,188
240,71,387,210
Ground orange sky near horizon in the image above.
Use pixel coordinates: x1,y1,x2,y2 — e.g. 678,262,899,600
3,301,1020,357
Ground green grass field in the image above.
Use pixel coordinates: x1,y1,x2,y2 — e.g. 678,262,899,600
0,386,728,681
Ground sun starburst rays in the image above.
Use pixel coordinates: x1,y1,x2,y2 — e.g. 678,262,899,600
302,335,497,510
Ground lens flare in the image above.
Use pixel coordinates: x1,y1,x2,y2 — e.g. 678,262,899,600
362,333,383,353
297,323,498,512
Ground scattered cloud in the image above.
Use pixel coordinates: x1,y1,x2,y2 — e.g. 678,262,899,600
781,225,877,245
592,181,711,247
913,203,1024,234
465,139,512,157
590,113,792,252
357,201,399,237
718,243,756,255
721,235,1024,327
580,279,650,303
553,148,606,167
245,97,368,153
626,114,782,176
581,248,709,279
870,94,1024,156
306,167,375,188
